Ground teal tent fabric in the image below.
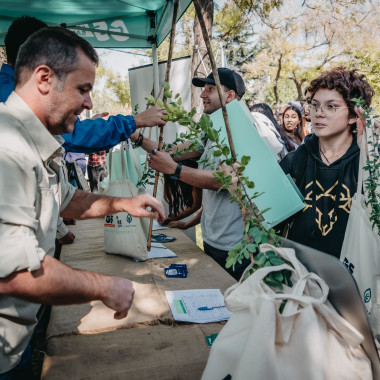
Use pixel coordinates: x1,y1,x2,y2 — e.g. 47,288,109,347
0,0,192,48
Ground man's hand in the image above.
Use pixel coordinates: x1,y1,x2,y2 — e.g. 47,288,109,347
130,130,140,143
148,150,177,174
166,220,187,229
58,231,75,245
122,194,165,220
160,215,175,226
220,162,241,193
134,105,167,128
101,277,135,320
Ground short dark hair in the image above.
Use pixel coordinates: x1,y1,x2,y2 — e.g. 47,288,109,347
5,16,47,67
306,67,374,131
15,26,98,87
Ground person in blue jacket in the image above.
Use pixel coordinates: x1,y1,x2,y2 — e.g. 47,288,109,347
0,16,167,153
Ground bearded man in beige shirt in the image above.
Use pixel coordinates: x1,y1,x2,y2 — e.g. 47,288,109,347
0,27,166,377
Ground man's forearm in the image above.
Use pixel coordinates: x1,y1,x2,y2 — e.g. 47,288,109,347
61,190,165,221
0,255,106,305
0,255,135,319
179,166,221,191
61,190,132,220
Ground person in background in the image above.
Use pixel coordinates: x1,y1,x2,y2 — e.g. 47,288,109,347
87,151,108,193
279,67,374,257
303,89,313,134
130,68,283,280
249,103,296,157
275,104,288,125
280,105,306,150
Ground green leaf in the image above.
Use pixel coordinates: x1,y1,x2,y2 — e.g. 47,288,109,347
273,271,284,282
222,146,230,156
269,257,285,265
241,155,251,166
156,98,164,107
264,278,283,289
237,166,245,174
246,243,257,252
231,242,242,251
255,255,267,266
146,95,155,104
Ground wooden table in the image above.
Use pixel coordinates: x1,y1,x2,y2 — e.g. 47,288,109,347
41,219,235,379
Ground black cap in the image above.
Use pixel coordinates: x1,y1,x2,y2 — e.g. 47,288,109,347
192,68,246,98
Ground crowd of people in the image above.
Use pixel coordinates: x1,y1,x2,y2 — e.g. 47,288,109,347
0,14,378,379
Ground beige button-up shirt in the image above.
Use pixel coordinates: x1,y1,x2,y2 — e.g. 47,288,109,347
0,92,76,373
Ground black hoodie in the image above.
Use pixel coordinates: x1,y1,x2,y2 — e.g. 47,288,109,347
280,133,359,258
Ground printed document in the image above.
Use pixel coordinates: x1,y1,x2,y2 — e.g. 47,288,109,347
165,289,232,323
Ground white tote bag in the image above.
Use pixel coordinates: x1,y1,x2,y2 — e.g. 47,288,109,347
104,142,148,261
202,244,372,380
340,132,380,314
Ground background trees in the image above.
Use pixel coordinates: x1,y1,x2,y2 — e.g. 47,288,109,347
150,0,379,112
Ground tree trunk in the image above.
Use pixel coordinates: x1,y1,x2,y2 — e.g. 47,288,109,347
191,0,213,115
291,73,306,101
273,55,282,108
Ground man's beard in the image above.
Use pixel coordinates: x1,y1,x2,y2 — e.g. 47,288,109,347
46,103,76,135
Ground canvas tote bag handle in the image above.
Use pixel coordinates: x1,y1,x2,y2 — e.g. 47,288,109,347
127,140,143,179
108,142,127,182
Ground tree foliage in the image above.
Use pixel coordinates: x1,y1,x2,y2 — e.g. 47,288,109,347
91,0,379,115
91,61,132,116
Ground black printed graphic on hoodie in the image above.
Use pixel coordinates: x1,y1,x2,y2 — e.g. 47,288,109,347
280,133,359,258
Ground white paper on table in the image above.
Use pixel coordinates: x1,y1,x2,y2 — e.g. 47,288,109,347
134,243,177,261
165,289,232,323
148,243,176,258
152,220,169,231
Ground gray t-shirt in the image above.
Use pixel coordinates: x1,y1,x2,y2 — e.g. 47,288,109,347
198,139,244,251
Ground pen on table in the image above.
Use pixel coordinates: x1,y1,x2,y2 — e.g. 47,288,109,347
198,305,226,311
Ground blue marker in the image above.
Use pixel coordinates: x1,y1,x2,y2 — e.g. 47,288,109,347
198,305,226,311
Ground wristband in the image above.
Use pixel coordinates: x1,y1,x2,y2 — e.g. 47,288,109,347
170,163,183,181
134,133,144,147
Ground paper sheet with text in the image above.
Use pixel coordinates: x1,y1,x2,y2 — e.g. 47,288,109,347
165,289,232,323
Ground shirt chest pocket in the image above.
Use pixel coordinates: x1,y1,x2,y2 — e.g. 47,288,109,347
36,187,59,256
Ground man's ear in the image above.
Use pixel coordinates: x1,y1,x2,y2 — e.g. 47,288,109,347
34,65,54,95
226,89,237,103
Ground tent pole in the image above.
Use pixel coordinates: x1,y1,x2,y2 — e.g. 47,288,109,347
193,0,236,160
151,42,160,144
152,43,160,100
147,0,180,251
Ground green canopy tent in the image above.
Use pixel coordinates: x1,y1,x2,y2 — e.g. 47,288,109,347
0,0,192,95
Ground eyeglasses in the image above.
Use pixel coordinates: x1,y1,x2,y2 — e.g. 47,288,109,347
307,103,348,115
